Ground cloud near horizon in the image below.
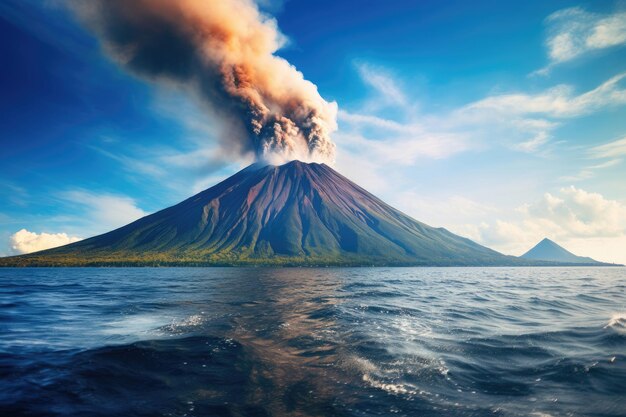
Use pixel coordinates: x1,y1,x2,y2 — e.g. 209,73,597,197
10,229,82,255
6,191,149,255
459,186,626,263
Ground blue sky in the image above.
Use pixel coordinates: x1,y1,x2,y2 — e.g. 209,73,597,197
1,0,626,262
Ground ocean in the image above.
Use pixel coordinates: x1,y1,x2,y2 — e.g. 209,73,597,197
1,267,625,416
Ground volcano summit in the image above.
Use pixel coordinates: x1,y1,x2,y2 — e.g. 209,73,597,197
1,161,524,266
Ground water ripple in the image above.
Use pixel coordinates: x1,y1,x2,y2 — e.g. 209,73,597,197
0,266,625,416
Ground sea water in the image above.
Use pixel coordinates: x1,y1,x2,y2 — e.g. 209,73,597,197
0,267,625,416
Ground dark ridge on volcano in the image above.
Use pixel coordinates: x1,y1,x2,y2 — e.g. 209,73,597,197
3,161,537,266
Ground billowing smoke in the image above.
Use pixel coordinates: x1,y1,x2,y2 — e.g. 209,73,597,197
70,0,337,163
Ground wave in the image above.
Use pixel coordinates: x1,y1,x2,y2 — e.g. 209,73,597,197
604,313,626,334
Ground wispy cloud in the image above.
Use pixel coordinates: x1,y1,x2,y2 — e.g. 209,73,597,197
90,146,168,179
0,180,29,207
588,158,622,169
512,132,551,153
534,7,626,74
355,63,408,107
465,72,626,117
558,136,626,181
337,110,408,131
336,127,468,164
560,157,622,182
589,135,626,158
340,68,626,168
161,146,237,175
58,190,149,234
88,88,246,198
190,173,230,194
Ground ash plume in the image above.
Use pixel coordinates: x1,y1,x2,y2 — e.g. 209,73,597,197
70,0,337,163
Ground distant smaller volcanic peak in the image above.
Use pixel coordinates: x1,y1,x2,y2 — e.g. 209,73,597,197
521,238,605,265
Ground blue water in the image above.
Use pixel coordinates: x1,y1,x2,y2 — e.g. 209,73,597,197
1,267,625,416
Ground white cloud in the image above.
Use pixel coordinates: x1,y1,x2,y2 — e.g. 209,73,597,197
540,7,626,69
10,229,82,255
468,187,626,263
524,186,626,237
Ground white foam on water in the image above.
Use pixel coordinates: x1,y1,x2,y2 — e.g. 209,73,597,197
390,316,433,338
344,355,379,374
101,312,208,338
161,314,207,334
362,373,420,396
604,313,626,334
101,315,172,336
343,355,445,398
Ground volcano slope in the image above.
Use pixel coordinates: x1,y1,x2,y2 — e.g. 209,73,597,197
1,161,528,266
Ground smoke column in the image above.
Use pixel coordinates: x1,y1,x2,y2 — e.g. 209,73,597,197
70,0,337,163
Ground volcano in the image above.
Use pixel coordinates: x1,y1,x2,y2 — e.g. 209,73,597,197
2,161,525,266
521,238,605,265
